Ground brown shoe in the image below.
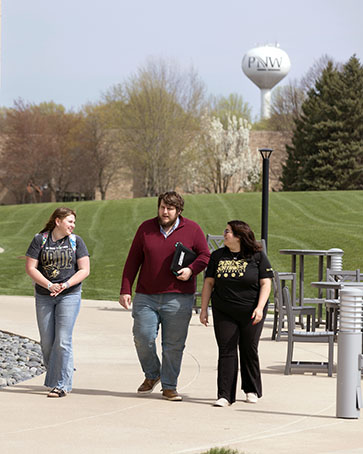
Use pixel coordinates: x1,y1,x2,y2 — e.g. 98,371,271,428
162,389,182,401
47,388,67,398
137,377,160,394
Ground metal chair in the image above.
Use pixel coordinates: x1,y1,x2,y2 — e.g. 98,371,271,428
304,269,362,329
206,234,224,252
272,270,316,341
283,286,334,376
206,234,267,254
325,268,361,333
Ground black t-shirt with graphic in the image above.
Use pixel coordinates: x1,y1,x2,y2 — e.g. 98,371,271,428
26,232,89,295
205,246,273,310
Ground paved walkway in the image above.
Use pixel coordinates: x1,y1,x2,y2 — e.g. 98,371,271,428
1,295,363,454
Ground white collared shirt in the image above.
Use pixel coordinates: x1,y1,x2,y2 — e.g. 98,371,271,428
160,216,180,238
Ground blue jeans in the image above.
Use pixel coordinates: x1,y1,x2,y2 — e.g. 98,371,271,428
35,289,81,392
132,293,194,390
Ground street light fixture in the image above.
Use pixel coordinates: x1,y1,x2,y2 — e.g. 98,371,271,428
259,148,273,252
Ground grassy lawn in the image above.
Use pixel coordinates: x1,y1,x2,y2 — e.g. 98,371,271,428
0,191,362,301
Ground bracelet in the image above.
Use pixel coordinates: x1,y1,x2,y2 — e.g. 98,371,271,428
47,282,52,290
62,282,70,289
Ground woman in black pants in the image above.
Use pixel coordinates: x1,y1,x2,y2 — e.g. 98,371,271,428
200,220,272,407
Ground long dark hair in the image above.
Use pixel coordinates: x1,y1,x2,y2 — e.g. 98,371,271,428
40,207,76,233
228,220,262,257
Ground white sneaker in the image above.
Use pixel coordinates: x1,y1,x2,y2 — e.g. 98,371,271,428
213,398,231,407
246,393,258,403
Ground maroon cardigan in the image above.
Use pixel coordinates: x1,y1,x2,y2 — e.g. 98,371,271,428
120,216,210,295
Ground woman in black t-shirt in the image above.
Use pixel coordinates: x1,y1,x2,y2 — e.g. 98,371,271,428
26,207,90,398
200,220,273,407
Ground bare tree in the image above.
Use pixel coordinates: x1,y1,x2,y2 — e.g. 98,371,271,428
268,81,305,131
0,100,84,203
105,57,206,197
208,93,252,124
40,103,84,201
300,54,338,94
79,103,124,200
0,100,49,203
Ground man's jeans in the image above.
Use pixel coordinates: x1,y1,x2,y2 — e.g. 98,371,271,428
35,289,81,392
132,293,194,390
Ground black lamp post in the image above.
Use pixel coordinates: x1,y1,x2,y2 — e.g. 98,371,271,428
259,148,273,252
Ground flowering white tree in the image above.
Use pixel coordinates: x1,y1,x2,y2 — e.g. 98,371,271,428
186,114,260,193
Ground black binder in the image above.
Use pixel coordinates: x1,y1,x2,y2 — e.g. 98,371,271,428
170,242,197,276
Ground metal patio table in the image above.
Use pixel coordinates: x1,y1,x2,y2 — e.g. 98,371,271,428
279,249,342,325
311,281,363,334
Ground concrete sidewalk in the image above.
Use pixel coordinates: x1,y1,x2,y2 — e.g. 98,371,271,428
1,295,363,454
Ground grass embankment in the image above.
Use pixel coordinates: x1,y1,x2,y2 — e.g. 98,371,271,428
0,191,362,301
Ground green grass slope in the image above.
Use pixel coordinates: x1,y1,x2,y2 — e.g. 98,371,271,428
0,191,362,301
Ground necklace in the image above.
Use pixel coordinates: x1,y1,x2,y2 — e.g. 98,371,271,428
51,235,66,248
230,250,241,260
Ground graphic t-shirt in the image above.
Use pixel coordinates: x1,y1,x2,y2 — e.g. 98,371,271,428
205,246,273,310
26,233,89,295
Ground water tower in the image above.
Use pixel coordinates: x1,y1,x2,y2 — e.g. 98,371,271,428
242,44,291,119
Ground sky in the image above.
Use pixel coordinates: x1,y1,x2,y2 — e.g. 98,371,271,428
2,0,363,120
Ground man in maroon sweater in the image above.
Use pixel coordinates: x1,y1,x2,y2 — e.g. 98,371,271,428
119,191,210,401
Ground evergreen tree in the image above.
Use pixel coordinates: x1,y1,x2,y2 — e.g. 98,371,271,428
282,56,363,190
333,56,363,188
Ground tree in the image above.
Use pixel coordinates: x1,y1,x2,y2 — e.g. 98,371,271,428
0,100,49,203
325,56,363,189
208,93,252,124
186,114,260,193
300,54,339,94
106,58,206,197
267,81,305,131
0,100,85,203
40,103,84,201
255,55,336,132
78,103,124,200
282,56,363,190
